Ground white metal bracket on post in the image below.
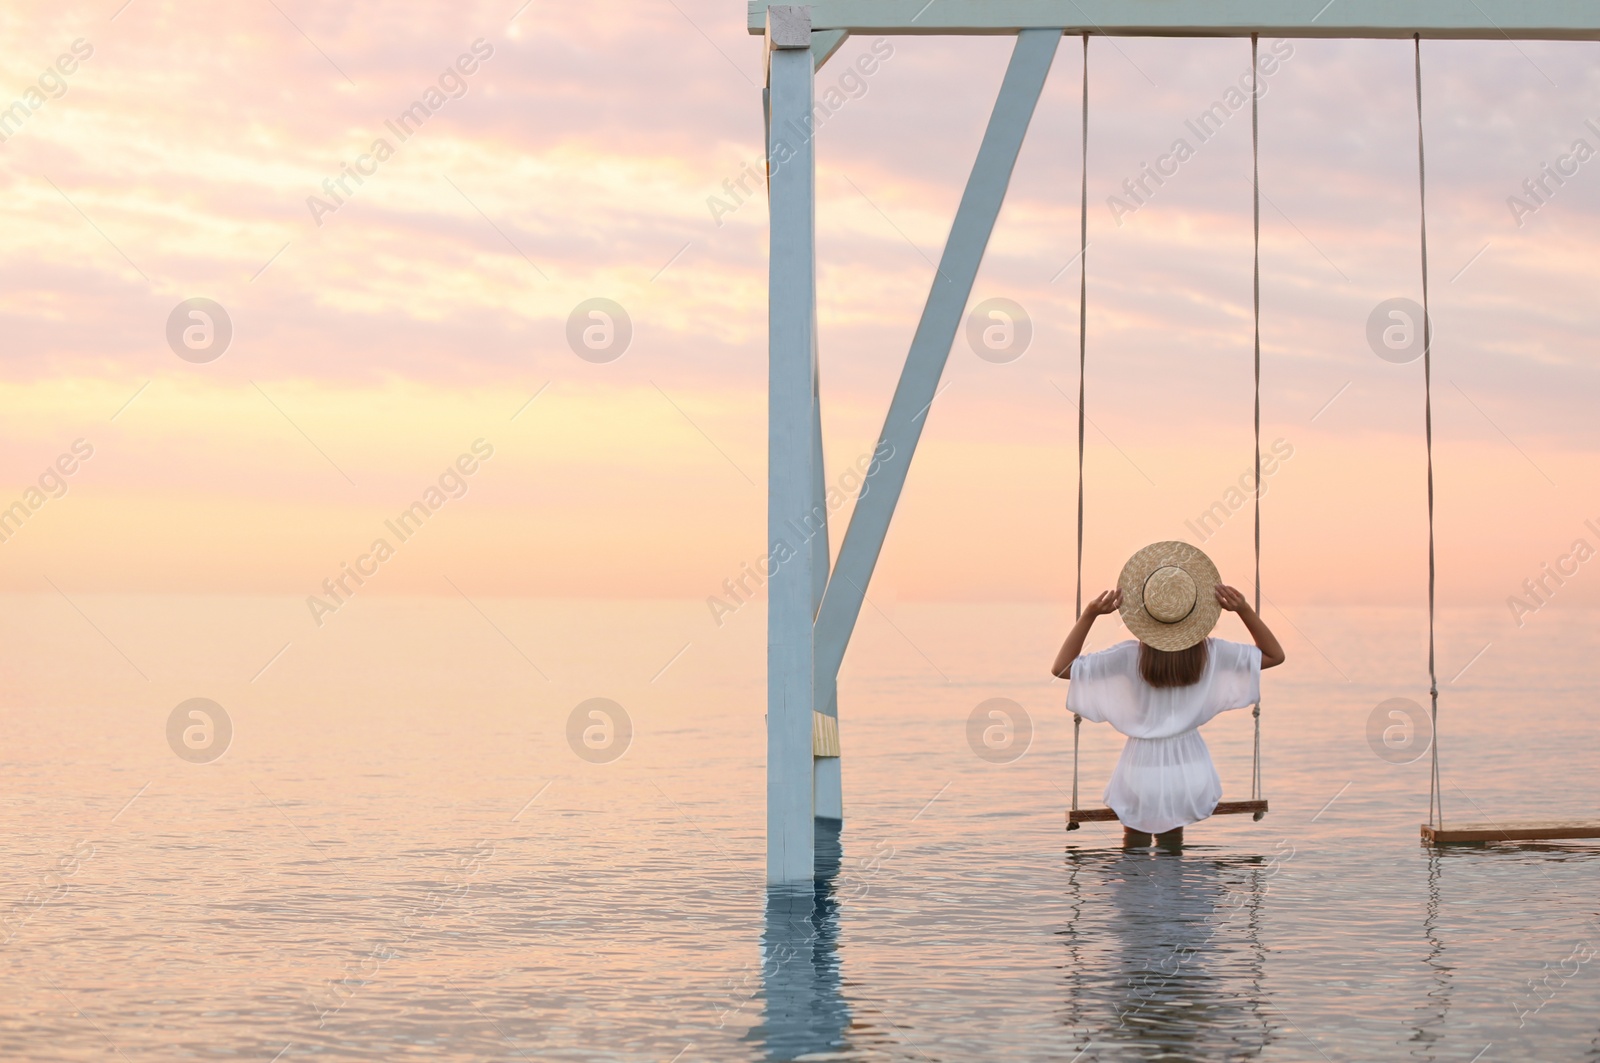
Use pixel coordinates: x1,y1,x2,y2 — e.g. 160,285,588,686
811,28,850,69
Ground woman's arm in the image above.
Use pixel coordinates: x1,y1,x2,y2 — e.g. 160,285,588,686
1050,589,1123,678
1214,584,1286,669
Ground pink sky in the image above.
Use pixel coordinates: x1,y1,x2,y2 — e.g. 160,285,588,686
2,1,1599,615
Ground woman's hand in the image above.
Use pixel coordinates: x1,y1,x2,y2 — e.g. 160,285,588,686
1051,589,1122,678
1214,584,1251,613
1087,588,1123,616
1214,583,1287,669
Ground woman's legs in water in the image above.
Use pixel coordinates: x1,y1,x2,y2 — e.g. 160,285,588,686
1122,826,1184,847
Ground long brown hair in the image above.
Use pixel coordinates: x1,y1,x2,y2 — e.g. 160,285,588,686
1139,639,1209,688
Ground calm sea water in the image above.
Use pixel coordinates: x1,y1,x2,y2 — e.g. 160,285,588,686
2,595,1597,1061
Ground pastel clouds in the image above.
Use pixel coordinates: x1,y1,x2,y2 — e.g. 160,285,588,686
0,3,1597,605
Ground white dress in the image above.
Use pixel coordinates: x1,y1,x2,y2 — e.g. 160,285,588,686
1067,638,1261,834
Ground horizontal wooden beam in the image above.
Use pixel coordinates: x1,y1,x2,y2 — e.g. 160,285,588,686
748,1,1600,39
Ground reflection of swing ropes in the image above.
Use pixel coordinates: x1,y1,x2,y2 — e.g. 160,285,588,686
1242,860,1271,1051
1060,850,1273,1058
1060,845,1091,1046
1408,849,1452,1053
1066,34,1266,831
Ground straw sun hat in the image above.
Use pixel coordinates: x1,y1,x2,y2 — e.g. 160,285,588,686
1117,541,1223,652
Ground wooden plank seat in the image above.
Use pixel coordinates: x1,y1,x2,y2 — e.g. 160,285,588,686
1421,820,1600,844
1067,799,1267,830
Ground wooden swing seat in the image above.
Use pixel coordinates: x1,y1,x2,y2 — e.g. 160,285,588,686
1067,799,1267,829
1421,820,1600,844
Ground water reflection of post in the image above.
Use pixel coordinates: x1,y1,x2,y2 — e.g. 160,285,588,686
748,821,851,1061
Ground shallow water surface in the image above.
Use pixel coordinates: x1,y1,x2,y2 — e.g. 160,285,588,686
1,597,1597,1060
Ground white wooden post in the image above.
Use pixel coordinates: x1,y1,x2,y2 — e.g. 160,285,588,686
766,4,817,885
813,29,1060,701
811,327,843,823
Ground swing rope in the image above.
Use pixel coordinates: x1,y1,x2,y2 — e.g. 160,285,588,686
1250,34,1264,811
1414,35,1443,831
1071,31,1088,820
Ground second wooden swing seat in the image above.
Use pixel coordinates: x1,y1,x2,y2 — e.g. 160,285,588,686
1421,820,1600,844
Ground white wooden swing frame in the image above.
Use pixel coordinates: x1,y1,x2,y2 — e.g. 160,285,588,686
754,1,1600,883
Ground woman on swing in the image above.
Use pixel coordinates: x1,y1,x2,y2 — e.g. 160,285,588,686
1051,542,1286,847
